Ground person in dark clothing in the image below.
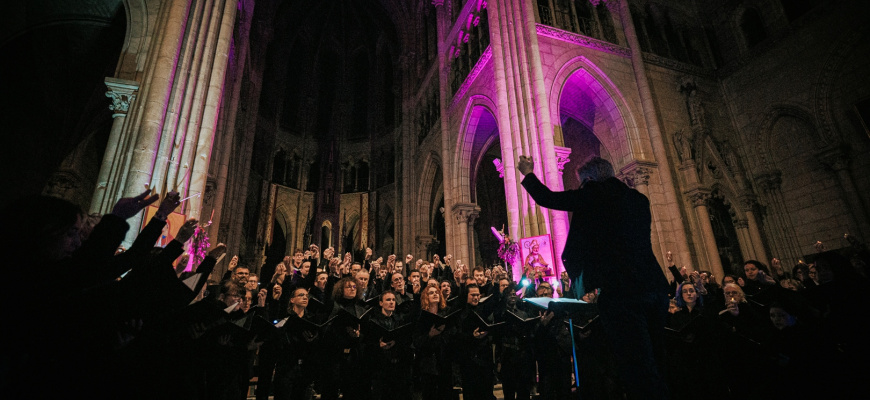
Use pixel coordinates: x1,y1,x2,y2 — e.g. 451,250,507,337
366,290,413,400
518,155,670,400
457,283,496,400
273,286,322,400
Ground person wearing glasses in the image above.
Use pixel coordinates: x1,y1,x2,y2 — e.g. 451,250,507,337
320,276,368,400
272,287,321,400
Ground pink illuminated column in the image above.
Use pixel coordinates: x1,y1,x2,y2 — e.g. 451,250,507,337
488,0,570,274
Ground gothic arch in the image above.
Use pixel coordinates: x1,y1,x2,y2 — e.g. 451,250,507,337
417,151,443,239
548,56,644,168
117,0,154,79
754,105,821,173
273,205,293,249
454,95,499,204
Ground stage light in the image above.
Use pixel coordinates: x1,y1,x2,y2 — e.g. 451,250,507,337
522,278,531,286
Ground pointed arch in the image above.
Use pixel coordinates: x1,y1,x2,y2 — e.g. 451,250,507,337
454,94,499,204
417,151,443,239
549,56,644,169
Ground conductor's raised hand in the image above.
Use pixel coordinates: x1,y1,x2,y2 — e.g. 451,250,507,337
517,155,534,176
112,188,160,219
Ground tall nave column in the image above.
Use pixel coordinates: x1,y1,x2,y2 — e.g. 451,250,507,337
488,0,569,273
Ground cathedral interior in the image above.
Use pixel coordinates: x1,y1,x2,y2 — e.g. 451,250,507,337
3,0,869,281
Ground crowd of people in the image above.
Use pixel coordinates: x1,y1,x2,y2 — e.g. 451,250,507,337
2,188,869,400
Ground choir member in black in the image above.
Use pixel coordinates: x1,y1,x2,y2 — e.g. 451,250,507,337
415,283,455,400
366,291,413,400
200,281,255,400
391,272,414,305
532,306,572,400
495,285,536,400
273,287,321,400
321,276,369,400
290,259,316,289
457,283,495,400
666,281,724,400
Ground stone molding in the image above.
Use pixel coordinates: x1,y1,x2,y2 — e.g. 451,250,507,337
641,52,713,78
535,24,631,58
450,46,492,109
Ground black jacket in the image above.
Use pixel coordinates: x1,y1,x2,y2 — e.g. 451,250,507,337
521,174,668,296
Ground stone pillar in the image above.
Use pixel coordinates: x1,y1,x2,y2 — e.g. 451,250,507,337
121,0,194,241
818,146,870,239
434,0,458,260
617,0,692,266
755,171,801,265
452,202,481,269
488,0,569,273
186,0,239,219
732,218,753,265
91,78,139,214
740,196,770,265
416,234,436,259
687,189,725,280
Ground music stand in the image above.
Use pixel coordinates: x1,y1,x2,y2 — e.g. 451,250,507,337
524,297,598,391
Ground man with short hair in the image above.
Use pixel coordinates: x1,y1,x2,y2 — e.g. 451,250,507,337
458,284,494,399
350,262,363,277
232,266,250,286
518,155,670,400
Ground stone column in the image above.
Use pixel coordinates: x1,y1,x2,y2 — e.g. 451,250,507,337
487,0,568,273
187,0,239,219
122,0,193,241
755,171,801,265
452,202,481,269
617,0,692,265
818,146,870,239
687,189,725,280
91,78,138,214
416,234,436,259
732,218,753,264
740,196,769,264
434,0,459,260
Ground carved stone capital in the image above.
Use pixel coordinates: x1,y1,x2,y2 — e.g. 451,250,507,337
732,219,749,229
816,145,850,172
754,171,782,193
416,235,435,247
104,77,139,118
554,146,572,175
686,189,711,208
738,195,757,213
452,202,481,225
619,160,656,188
